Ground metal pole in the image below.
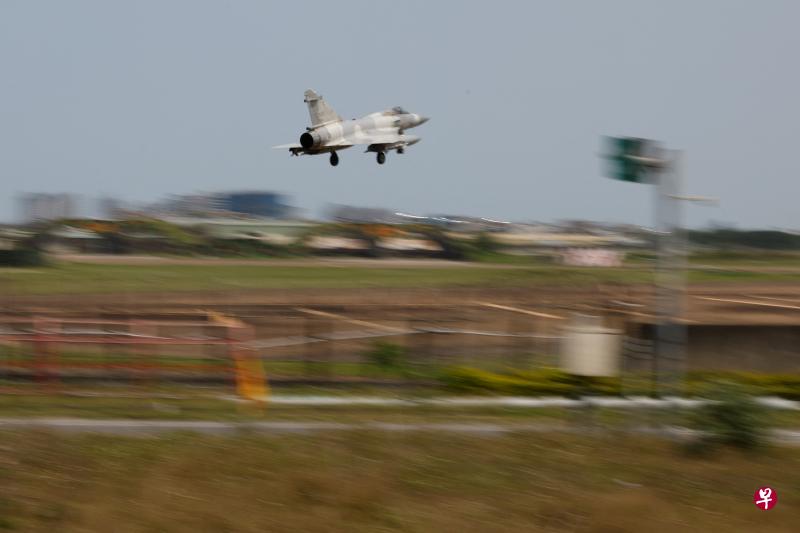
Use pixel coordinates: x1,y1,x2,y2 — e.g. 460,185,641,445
653,150,688,398
651,176,662,397
669,151,688,396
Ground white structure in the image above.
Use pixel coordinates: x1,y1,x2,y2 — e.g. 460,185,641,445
19,193,76,222
561,248,624,267
560,314,622,377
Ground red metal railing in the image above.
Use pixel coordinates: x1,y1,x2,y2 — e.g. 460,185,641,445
0,317,255,390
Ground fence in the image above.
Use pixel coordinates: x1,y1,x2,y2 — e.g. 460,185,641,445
3,298,684,400
0,304,572,393
0,316,257,394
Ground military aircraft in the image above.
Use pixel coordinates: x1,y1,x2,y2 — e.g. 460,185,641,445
274,89,429,166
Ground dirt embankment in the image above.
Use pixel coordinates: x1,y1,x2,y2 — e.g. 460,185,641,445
2,283,800,325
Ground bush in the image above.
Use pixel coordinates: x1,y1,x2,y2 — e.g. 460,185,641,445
473,233,500,254
439,367,578,395
689,229,800,250
437,367,800,398
0,247,45,267
120,218,203,247
364,342,407,373
203,238,297,257
687,381,766,453
687,371,800,399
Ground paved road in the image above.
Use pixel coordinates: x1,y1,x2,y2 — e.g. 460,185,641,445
250,395,799,409
209,395,800,411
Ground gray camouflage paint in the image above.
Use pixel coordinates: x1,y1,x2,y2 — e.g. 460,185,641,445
276,89,428,161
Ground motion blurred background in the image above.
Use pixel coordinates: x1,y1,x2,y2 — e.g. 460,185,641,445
1,1,799,531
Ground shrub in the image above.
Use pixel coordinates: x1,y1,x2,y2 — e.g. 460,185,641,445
438,367,800,399
472,233,500,255
364,341,407,373
439,367,577,395
0,247,45,267
686,372,800,399
687,381,767,453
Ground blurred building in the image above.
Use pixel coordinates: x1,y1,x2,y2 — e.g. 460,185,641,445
142,191,293,219
164,217,313,244
99,197,120,219
327,205,403,224
220,192,292,219
0,227,32,250
157,194,223,216
44,226,105,254
19,193,76,222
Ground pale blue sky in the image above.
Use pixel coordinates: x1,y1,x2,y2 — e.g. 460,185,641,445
1,1,798,227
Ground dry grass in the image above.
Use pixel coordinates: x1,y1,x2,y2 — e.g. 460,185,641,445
0,430,796,531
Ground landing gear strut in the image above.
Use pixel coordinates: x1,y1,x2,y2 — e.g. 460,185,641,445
329,152,339,166
376,152,386,165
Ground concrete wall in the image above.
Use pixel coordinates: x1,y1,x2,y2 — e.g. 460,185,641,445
637,324,800,372
688,325,800,372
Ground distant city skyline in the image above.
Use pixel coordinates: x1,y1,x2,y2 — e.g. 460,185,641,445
12,189,767,231
2,1,799,229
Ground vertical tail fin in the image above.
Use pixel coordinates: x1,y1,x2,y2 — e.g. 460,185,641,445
304,89,342,128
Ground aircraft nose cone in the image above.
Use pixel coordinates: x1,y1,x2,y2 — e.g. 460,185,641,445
417,115,430,125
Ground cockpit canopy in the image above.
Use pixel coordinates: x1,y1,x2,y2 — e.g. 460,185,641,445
383,106,409,116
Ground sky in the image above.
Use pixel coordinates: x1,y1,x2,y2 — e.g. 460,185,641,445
1,0,799,228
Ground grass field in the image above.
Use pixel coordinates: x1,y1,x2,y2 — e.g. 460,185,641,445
690,251,800,266
0,262,646,294
2,390,800,429
2,261,800,294
0,429,796,532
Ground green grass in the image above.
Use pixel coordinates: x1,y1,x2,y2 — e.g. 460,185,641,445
0,262,650,294
467,251,554,266
2,261,800,295
626,251,800,267
690,251,800,266
0,344,440,380
1,388,800,429
0,430,796,532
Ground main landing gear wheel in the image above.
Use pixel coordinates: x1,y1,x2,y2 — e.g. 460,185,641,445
329,152,339,166
376,152,386,165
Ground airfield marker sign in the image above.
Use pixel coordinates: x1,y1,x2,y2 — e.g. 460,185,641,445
602,137,685,397
603,137,717,397
603,136,667,183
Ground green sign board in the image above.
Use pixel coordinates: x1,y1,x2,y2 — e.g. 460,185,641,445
603,136,649,183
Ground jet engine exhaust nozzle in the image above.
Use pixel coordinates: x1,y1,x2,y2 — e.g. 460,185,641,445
299,129,331,150
300,132,315,149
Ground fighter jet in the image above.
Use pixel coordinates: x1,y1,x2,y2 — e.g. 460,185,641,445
274,89,429,166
